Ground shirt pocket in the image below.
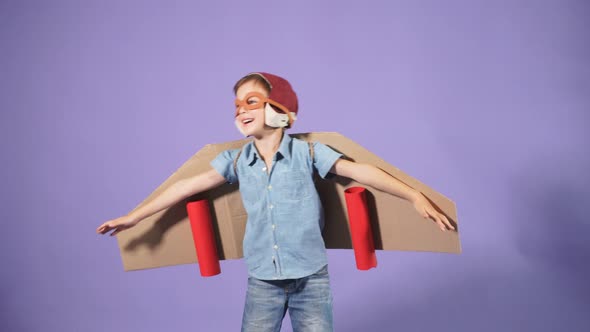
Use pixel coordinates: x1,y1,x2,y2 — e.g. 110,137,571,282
238,174,262,206
275,169,313,202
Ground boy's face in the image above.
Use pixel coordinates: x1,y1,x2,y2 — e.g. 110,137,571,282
235,80,269,137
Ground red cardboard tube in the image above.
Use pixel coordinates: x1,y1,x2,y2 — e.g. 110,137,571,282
344,187,378,270
186,200,221,277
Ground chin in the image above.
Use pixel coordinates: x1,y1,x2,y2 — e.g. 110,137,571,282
242,127,260,137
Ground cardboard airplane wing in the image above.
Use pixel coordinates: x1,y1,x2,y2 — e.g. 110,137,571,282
116,132,461,271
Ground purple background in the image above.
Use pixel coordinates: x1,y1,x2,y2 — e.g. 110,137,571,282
2,0,589,331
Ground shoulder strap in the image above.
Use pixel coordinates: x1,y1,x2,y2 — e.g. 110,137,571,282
233,147,244,178
309,141,319,182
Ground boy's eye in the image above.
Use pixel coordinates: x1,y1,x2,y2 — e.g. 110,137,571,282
247,99,257,105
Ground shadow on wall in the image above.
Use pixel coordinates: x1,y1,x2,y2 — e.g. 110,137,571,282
338,262,589,332
510,161,590,292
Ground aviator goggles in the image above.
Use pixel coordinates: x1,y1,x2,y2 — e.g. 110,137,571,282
234,92,295,125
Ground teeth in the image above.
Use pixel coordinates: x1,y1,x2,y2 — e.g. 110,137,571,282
243,119,253,124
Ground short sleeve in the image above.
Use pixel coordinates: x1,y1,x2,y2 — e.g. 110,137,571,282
312,142,342,179
210,149,240,184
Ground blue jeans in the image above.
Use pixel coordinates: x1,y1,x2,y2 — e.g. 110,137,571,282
241,265,334,332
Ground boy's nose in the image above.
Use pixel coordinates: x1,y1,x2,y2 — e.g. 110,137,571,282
237,106,249,115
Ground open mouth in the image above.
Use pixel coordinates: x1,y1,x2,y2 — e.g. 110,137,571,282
242,118,254,125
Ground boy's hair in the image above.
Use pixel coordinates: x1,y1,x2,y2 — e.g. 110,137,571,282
233,74,271,95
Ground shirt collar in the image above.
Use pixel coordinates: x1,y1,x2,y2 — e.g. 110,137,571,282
245,133,293,166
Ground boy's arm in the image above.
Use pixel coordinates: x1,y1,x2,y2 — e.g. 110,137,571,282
128,169,226,223
329,159,454,231
97,169,226,235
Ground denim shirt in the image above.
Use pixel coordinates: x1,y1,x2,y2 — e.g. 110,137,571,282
210,134,342,280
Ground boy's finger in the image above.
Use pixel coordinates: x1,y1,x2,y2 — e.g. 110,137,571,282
435,218,446,231
442,215,455,230
427,209,438,223
110,226,127,236
98,224,113,234
440,215,453,230
428,210,444,230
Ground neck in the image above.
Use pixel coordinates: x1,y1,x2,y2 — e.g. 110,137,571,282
253,128,284,160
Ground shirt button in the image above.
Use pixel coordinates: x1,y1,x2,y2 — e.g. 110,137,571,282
272,224,276,229
269,204,274,209
273,245,278,250
267,185,272,190
262,167,267,172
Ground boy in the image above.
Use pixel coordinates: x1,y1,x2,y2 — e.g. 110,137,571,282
97,72,454,332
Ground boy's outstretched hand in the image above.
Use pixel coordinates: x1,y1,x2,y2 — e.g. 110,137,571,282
330,159,457,232
412,193,455,231
96,215,139,236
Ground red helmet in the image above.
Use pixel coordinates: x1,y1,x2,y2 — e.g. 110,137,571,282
253,72,298,114
251,72,298,128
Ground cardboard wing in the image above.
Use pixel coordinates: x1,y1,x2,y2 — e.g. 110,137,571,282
117,132,461,271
